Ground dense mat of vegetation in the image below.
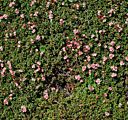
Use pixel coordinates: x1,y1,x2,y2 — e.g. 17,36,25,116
0,0,128,119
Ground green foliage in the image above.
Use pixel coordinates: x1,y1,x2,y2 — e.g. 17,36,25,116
0,0,128,119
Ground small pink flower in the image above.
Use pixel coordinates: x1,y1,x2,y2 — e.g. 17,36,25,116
73,41,80,49
15,9,19,14
109,54,114,59
103,56,107,62
0,15,4,20
3,14,8,19
73,29,79,35
9,2,15,7
59,19,64,25
88,85,94,91
108,21,114,26
62,47,66,52
88,70,92,75
75,75,81,80
92,53,97,57
21,105,27,113
111,73,117,78
1,67,6,77
78,50,83,56
82,66,86,72
105,112,110,116
109,47,114,52
87,64,91,69
80,79,83,83
36,61,41,65
43,90,48,100
116,45,120,49
125,56,128,61
9,70,15,76
64,55,68,60
104,93,107,97
20,14,24,18
87,55,91,62
120,61,125,66
108,87,112,91
9,94,13,100
42,75,45,81
111,66,118,71
83,45,90,53
95,78,101,85
48,10,53,19
110,41,115,46
32,29,36,33
7,61,12,69
36,35,41,41
3,98,8,105
34,11,39,17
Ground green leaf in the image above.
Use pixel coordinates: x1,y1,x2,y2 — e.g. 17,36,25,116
40,45,46,52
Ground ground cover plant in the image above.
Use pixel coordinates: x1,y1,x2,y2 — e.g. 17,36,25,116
0,0,128,119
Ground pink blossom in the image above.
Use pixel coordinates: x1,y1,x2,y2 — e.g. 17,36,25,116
109,54,114,59
78,50,83,56
43,90,48,100
46,2,50,8
108,21,114,26
103,93,107,97
20,14,24,18
120,61,124,66
88,70,92,75
9,94,13,100
42,75,45,81
108,87,112,91
75,75,81,80
9,2,15,7
110,66,118,71
92,53,97,57
1,67,6,77
73,41,80,49
111,73,117,78
82,66,86,72
34,11,39,17
116,45,120,49
62,47,66,52
86,55,91,62
87,64,91,69
3,98,8,105
125,56,128,61
7,61,12,69
48,11,53,19
30,0,36,6
36,61,41,65
3,14,8,19
110,41,115,46
73,29,79,35
9,70,15,76
91,63,99,70
21,105,27,113
59,19,64,25
95,78,101,85
83,45,90,53
15,9,19,14
64,55,68,60
32,29,36,33
36,35,41,41
105,112,110,116
88,85,94,91
109,47,114,52
103,56,107,62
0,15,4,20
